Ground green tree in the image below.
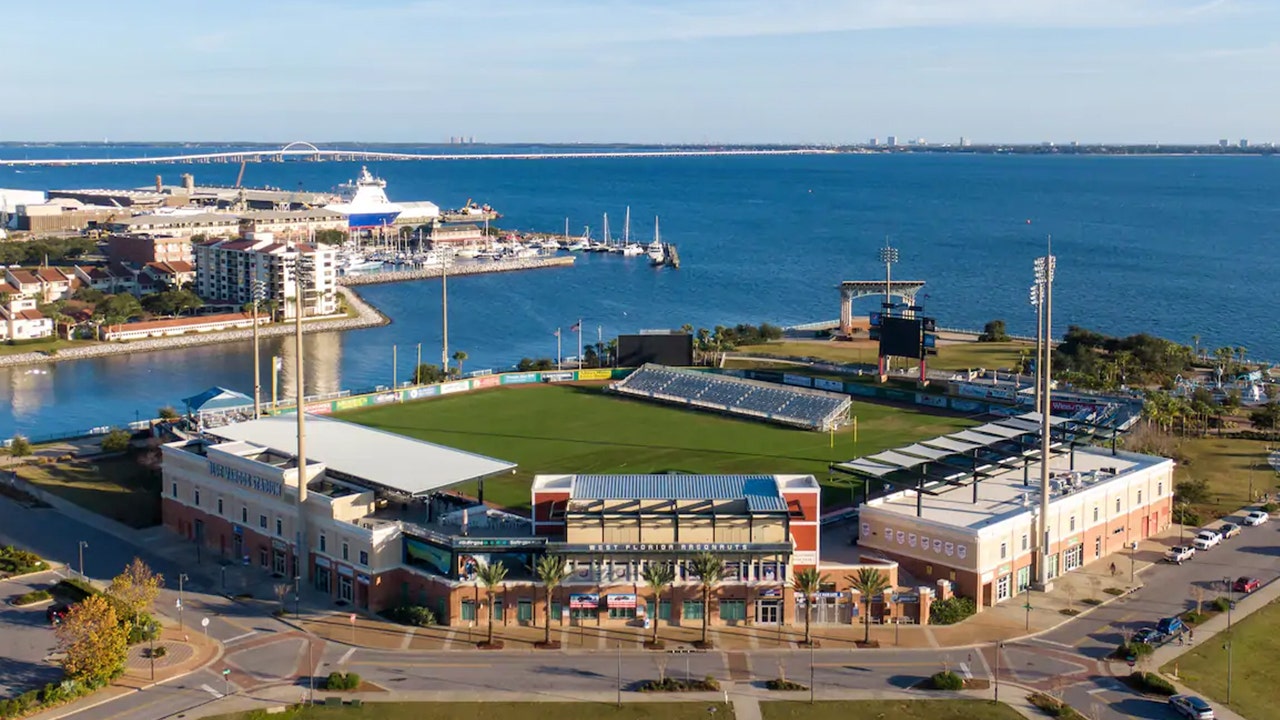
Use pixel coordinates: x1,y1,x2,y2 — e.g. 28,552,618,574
7,435,32,458
413,363,446,384
452,350,468,377
605,339,618,367
792,567,828,647
476,561,508,646
107,557,165,623
582,345,599,368
157,406,180,420
687,552,725,647
534,555,570,646
55,594,129,684
979,319,1010,342
847,567,891,644
94,293,143,327
100,429,132,454
641,562,675,647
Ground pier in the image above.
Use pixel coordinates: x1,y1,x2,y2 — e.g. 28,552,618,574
338,255,575,286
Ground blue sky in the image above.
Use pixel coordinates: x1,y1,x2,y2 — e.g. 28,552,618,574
6,0,1278,143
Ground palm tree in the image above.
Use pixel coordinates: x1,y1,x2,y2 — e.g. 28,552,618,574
605,338,618,367
791,567,828,647
452,350,468,377
476,561,508,645
534,555,570,646
847,567,890,645
1190,335,1200,361
687,553,725,647
641,562,675,647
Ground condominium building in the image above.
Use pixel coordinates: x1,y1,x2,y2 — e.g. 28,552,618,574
193,234,338,319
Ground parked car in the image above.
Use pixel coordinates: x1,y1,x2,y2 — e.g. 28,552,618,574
1156,616,1186,639
45,604,69,625
1243,510,1270,526
1131,627,1161,645
1193,530,1221,550
1169,693,1215,719
1165,545,1196,564
1233,577,1261,593
1217,522,1240,539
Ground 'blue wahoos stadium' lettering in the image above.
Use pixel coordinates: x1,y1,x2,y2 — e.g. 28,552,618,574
207,461,284,496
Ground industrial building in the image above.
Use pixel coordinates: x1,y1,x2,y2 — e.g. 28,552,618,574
840,412,1173,610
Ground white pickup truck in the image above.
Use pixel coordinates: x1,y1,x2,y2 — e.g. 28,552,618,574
1165,545,1196,564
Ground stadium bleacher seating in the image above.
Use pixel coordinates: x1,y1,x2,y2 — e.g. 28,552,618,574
611,364,851,431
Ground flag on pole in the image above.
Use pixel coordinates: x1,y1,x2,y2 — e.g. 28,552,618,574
552,328,560,338
570,321,581,333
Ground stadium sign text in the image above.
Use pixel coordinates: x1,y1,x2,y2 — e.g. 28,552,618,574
207,461,283,496
583,543,752,553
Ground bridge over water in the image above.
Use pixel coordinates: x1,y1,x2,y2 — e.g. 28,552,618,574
0,141,835,167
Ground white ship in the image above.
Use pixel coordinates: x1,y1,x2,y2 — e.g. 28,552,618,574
325,166,403,229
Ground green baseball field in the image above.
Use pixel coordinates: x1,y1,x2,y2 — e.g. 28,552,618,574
338,384,974,510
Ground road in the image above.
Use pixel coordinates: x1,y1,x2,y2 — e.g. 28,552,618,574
3,496,1277,720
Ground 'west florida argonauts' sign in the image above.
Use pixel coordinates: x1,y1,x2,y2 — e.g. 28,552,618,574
207,461,283,496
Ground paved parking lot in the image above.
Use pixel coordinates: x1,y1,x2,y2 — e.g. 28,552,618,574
0,570,68,697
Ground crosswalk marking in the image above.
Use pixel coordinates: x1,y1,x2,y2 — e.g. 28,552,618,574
337,647,356,665
199,683,222,698
959,662,973,680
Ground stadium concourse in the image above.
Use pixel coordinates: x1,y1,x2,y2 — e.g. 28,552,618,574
611,363,851,431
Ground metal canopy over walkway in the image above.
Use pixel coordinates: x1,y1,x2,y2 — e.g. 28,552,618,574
839,280,926,336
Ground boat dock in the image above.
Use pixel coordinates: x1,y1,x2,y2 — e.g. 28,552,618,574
338,255,575,286
663,243,681,268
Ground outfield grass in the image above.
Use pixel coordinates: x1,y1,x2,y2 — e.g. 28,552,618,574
210,703,735,720
17,456,161,528
1163,599,1280,720
734,340,1028,372
761,699,1025,720
1175,436,1279,520
340,384,973,510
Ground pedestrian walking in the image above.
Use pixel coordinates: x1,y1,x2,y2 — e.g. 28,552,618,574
1109,562,1117,576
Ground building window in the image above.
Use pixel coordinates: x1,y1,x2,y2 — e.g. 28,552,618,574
171,482,177,498
1115,498,1121,514
217,498,223,515
342,542,349,561
1093,506,1099,522
276,518,283,536
608,605,636,620
461,600,476,622
1069,516,1076,532
1158,482,1163,496
242,507,248,523
1137,490,1143,504
194,489,201,507
259,514,268,529
359,550,369,566
1000,542,1007,560
259,548,268,567
682,600,704,620
319,535,327,553
720,600,746,621
1021,534,1028,551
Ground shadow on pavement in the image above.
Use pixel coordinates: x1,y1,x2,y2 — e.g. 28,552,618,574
0,656,62,698
1108,696,1177,719
886,674,923,689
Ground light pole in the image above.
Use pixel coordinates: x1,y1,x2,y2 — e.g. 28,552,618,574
441,258,450,370
77,541,88,578
878,241,899,377
1033,246,1056,591
1030,283,1043,414
251,279,265,418
308,635,315,704
1224,576,1233,630
616,641,622,707
291,251,311,586
1129,543,1136,583
148,621,157,680
994,641,1002,704
294,575,301,619
178,573,189,630
809,637,816,704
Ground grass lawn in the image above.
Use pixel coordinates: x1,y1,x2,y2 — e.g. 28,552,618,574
0,338,98,356
1162,599,1280,720
761,699,1024,720
340,384,973,510
1174,436,1278,520
17,456,161,528
735,340,1029,372
209,702,735,720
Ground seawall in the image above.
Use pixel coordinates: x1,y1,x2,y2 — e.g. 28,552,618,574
338,255,575,286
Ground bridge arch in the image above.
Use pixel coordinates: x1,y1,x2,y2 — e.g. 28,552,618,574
280,141,321,153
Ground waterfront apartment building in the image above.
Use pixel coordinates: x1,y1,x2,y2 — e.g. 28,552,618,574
162,415,914,628
108,234,195,268
194,234,338,319
850,422,1173,610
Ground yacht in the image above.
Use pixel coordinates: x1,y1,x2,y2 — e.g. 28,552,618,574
647,216,666,265
620,206,644,255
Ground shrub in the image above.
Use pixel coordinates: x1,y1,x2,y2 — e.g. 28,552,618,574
636,676,720,692
151,645,167,659
764,678,807,691
126,612,160,645
927,671,964,690
1174,479,1210,505
6,435,33,458
1027,692,1088,719
1104,587,1126,596
1263,502,1278,514
55,578,97,602
1182,610,1206,625
1212,596,1231,613
1114,641,1154,660
13,589,52,605
382,604,437,628
929,596,977,625
0,546,46,575
1082,598,1103,606
100,429,132,454
1172,505,1201,527
1125,671,1176,696
323,672,361,690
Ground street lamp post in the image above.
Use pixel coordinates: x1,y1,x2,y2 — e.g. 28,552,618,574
148,621,157,680
294,575,301,618
1225,638,1233,704
178,573,189,630
1129,543,1136,583
1033,247,1056,592
809,637,816,704
77,541,88,578
1224,576,1233,630
994,641,1002,704
616,641,622,708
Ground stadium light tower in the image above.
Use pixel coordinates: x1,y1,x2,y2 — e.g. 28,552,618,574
879,240,899,307
291,247,313,586
1029,283,1043,415
1032,242,1055,592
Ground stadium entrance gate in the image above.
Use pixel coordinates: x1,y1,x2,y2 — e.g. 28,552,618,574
799,593,852,624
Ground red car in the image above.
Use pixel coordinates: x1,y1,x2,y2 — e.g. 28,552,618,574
1233,577,1261,593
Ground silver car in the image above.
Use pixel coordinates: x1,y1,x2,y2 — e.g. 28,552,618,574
1169,694,1215,719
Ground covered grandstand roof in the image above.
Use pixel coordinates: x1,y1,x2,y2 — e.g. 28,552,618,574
572,474,790,513
183,386,253,414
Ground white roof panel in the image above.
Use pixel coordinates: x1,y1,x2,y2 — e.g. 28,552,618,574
210,415,516,496
835,458,900,477
971,422,1027,439
898,443,953,460
922,436,982,452
866,450,930,469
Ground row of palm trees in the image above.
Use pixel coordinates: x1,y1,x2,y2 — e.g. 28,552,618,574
469,552,893,648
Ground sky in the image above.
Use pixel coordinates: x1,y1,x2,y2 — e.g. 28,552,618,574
4,0,1278,143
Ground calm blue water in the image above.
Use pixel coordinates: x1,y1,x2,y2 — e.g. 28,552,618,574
2,148,1279,437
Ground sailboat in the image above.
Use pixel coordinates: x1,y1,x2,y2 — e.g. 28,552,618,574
621,205,644,256
647,216,666,265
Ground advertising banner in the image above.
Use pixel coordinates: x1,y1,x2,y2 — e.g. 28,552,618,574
569,594,600,609
334,396,373,412
472,375,501,389
606,594,637,609
406,385,440,401
440,380,471,395
813,378,843,392
956,383,990,400
501,372,539,385
782,373,813,388
373,392,397,405
305,402,334,415
916,393,948,408
845,383,878,397
988,388,1016,402
576,369,613,381
542,371,575,383
950,399,983,412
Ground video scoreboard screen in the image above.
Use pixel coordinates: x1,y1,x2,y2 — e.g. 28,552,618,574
618,333,694,367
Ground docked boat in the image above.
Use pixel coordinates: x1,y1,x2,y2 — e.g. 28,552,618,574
619,206,644,255
647,216,665,265
325,166,403,229
455,247,481,259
